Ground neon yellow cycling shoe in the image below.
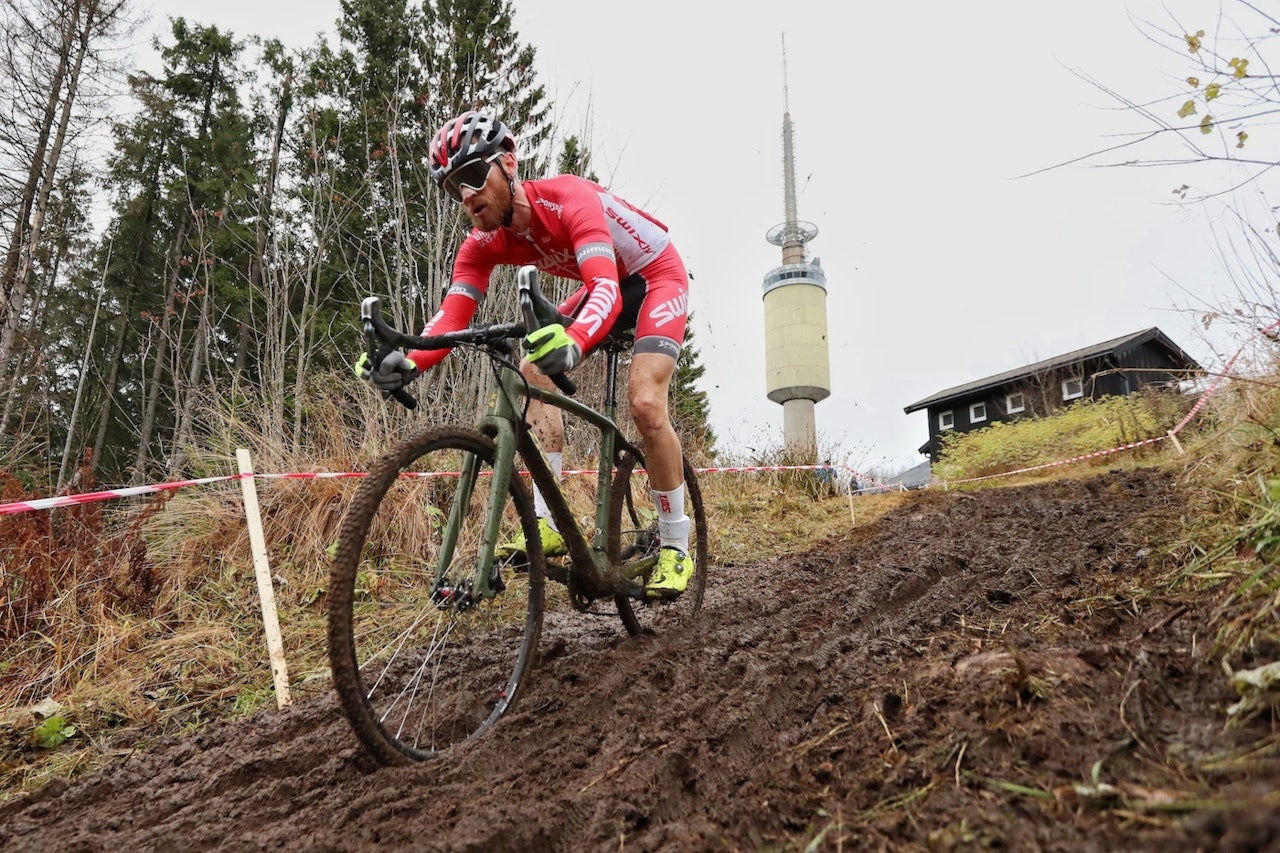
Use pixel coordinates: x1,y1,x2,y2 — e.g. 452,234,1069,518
645,547,691,600
496,518,567,566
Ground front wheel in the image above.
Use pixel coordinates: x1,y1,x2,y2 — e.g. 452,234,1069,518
609,452,708,636
327,427,545,764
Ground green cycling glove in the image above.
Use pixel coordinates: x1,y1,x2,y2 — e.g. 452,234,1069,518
354,350,419,391
524,323,581,375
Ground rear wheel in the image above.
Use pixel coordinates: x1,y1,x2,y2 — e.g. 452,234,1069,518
327,427,544,764
609,452,708,636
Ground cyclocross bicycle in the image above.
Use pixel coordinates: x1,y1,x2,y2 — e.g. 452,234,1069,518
327,265,709,765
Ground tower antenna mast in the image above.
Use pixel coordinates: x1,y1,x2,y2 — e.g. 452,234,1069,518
761,33,831,457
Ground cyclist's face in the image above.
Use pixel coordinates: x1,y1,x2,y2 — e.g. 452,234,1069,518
457,152,512,231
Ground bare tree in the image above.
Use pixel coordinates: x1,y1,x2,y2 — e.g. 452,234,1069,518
1057,2,1279,355
0,0,131,396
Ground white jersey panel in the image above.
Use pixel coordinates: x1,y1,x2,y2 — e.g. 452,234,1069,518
598,192,670,274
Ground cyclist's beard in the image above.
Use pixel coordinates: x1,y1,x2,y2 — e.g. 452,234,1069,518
499,165,516,228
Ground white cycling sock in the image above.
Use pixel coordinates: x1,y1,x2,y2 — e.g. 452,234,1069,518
533,452,563,531
652,484,690,554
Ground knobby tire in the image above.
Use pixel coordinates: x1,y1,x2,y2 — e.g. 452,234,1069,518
610,452,708,636
327,427,545,765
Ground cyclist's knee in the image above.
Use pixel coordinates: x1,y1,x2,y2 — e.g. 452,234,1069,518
628,352,676,437
629,389,670,437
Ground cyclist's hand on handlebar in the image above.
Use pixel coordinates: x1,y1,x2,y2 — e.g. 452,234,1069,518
524,323,581,376
354,350,419,391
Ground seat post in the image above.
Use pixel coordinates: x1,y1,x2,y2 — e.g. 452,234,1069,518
598,330,635,420
601,347,621,417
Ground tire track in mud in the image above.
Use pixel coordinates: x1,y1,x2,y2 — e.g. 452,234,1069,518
1,468,1190,852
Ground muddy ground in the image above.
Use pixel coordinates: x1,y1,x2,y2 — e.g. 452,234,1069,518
3,467,1279,852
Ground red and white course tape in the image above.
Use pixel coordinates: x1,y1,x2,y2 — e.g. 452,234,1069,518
0,474,254,516
0,464,884,516
7,323,1270,517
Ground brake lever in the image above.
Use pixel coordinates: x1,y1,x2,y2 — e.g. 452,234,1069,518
361,296,418,410
516,266,576,396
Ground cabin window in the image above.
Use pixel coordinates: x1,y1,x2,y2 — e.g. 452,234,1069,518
1006,392,1025,414
939,410,954,430
1062,376,1084,401
970,402,987,423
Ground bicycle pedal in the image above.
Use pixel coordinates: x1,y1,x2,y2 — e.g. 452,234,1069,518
498,551,531,573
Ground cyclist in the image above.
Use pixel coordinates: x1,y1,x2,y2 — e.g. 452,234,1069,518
358,111,693,600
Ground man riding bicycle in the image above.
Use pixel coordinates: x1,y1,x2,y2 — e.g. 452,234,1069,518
357,111,693,600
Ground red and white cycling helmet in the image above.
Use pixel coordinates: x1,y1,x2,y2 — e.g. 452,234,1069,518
428,111,516,186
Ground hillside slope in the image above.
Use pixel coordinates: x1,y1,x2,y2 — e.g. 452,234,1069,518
3,467,1275,852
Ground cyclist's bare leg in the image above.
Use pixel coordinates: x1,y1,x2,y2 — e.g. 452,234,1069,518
627,353,682,491
520,359,564,455
628,352,692,565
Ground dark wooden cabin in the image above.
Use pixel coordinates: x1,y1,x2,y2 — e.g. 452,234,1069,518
903,327,1202,461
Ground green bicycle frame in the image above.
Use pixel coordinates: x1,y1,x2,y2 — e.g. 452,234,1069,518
432,342,644,603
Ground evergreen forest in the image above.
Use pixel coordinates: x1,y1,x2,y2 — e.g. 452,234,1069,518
0,0,715,498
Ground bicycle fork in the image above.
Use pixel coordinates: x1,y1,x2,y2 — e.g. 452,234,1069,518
431,424,521,610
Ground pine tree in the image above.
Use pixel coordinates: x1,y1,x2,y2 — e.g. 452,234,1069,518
670,312,716,458
297,0,551,421
74,19,259,482
556,135,597,183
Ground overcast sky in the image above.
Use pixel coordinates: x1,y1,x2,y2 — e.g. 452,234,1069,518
139,0,1269,473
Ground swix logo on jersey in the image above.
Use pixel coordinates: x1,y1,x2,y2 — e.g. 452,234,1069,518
605,207,657,255
648,292,689,328
573,277,620,338
534,247,577,273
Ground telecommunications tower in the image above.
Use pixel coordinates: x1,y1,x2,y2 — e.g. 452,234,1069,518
762,38,830,457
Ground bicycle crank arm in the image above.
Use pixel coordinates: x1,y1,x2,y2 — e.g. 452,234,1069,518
614,555,658,600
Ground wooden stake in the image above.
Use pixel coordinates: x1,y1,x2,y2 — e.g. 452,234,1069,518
237,448,292,708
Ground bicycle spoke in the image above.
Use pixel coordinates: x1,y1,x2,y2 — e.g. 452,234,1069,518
328,427,545,764
375,612,455,746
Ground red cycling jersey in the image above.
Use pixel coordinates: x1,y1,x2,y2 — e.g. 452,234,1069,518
408,174,689,371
